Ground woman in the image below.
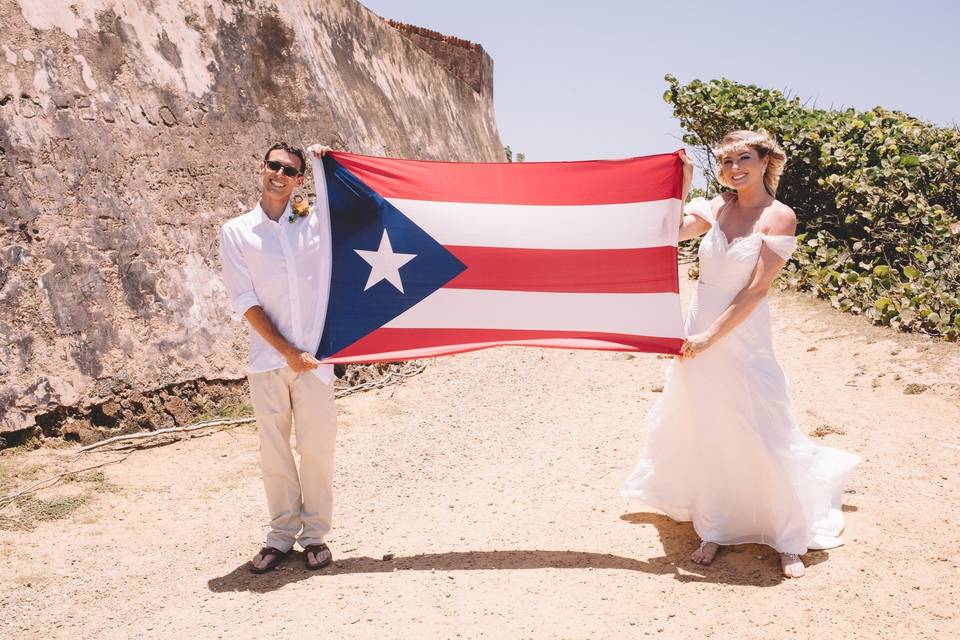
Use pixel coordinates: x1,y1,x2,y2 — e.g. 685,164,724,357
621,130,859,578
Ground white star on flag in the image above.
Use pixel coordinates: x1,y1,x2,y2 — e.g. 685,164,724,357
354,229,417,293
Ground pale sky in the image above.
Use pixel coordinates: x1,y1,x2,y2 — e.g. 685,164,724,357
362,0,959,167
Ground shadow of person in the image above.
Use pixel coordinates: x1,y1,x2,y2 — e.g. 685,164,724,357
207,516,830,594
619,511,829,587
208,548,661,594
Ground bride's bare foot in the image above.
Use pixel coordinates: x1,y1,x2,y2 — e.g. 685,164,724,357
691,541,720,565
780,552,805,578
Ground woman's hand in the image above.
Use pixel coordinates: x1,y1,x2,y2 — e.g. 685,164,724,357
307,144,332,159
679,332,714,359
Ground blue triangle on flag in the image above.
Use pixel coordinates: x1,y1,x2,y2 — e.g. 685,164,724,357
317,157,466,360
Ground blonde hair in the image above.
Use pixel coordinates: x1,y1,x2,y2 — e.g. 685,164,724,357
713,130,787,196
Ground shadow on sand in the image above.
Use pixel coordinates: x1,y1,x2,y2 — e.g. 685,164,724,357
617,511,830,587
207,512,828,593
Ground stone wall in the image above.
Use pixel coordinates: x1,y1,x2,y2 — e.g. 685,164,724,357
387,21,493,98
0,0,503,442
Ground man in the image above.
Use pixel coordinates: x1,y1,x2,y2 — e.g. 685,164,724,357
219,141,336,573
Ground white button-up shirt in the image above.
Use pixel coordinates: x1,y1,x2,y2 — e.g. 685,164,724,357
218,157,333,382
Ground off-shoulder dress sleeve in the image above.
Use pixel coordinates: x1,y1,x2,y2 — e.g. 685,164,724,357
683,196,714,225
760,234,798,260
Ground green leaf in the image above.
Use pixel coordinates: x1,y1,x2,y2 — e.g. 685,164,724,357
899,155,921,168
875,297,892,311
903,265,920,280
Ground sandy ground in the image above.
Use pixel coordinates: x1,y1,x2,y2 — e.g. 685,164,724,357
2,277,959,640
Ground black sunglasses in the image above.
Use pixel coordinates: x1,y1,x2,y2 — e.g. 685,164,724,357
264,160,302,178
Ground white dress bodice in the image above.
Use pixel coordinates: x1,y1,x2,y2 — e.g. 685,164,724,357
685,196,797,295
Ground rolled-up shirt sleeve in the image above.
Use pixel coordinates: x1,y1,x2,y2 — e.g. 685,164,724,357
218,226,260,317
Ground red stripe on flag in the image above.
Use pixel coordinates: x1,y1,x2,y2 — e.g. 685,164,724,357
329,151,683,205
320,328,683,363
443,246,679,293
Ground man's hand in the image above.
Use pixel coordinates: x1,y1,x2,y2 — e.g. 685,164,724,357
243,307,322,373
307,144,333,160
283,347,323,373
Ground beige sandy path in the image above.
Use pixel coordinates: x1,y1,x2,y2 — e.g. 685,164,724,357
2,279,959,639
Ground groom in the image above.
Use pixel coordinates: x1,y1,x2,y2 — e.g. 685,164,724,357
219,141,337,573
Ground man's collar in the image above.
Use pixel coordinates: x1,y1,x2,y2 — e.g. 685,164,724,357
252,201,293,227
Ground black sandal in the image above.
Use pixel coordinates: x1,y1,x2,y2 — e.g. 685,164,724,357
250,546,288,574
304,543,333,570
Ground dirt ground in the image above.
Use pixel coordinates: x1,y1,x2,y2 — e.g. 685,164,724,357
2,278,959,639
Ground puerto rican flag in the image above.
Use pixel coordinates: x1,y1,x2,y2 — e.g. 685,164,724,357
315,151,684,363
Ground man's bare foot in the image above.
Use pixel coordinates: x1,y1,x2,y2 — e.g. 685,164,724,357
780,552,805,578
691,541,720,565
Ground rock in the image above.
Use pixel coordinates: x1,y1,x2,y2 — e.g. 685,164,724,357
91,401,122,428
162,396,191,426
810,424,846,438
61,418,101,444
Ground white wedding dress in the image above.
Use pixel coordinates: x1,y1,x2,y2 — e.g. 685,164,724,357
621,197,859,554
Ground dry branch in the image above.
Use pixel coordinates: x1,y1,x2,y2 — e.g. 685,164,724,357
77,418,255,453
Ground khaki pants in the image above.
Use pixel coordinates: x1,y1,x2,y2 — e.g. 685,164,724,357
247,367,337,552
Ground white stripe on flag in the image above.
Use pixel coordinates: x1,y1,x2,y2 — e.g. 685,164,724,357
387,198,681,249
383,289,684,338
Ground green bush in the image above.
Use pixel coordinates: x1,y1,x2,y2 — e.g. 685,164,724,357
665,75,960,340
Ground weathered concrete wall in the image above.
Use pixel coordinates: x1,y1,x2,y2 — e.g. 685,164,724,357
0,0,503,439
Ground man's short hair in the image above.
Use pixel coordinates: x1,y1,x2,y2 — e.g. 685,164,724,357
263,142,306,174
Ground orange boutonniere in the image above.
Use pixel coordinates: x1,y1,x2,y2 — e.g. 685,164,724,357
288,195,310,223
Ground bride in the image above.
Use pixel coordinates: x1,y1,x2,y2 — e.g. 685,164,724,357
622,130,859,578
